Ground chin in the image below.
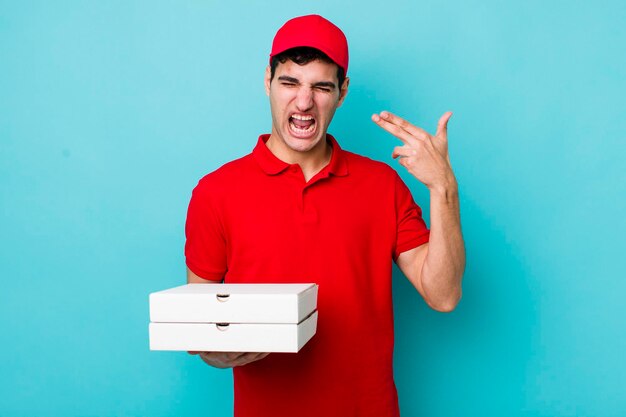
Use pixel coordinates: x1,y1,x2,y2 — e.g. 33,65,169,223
286,135,324,153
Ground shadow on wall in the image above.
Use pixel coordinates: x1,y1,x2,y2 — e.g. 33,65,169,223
392,194,539,417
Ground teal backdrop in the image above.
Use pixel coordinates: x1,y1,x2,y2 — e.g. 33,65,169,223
1,1,625,416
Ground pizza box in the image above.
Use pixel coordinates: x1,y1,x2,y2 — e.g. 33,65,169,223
149,283,318,323
149,310,317,352
149,283,318,352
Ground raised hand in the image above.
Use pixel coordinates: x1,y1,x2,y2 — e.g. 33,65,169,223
372,111,456,192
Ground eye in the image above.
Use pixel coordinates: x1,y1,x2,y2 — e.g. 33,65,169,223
281,82,296,87
316,87,332,93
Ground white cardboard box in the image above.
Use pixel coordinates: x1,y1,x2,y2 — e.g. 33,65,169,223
149,283,318,352
149,311,318,352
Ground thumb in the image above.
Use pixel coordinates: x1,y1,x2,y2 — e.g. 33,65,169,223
436,111,453,138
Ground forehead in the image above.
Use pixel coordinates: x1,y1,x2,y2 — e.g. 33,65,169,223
274,59,339,84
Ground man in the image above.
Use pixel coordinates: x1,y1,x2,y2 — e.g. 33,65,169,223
185,14,464,417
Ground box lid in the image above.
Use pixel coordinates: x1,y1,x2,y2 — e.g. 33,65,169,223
149,283,318,324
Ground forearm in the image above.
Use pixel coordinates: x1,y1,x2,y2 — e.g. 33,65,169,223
421,180,465,311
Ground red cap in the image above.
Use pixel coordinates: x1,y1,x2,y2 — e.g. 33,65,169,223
270,14,349,75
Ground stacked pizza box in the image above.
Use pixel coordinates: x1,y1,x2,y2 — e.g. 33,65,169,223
149,283,318,353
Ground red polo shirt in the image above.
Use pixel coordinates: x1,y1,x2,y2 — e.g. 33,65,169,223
185,134,429,417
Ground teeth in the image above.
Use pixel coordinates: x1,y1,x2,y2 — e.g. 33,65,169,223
291,114,314,121
290,120,316,133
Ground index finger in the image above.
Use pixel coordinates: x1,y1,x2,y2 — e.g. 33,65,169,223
375,111,431,140
371,113,421,146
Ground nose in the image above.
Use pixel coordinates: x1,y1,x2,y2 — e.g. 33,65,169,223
295,86,313,112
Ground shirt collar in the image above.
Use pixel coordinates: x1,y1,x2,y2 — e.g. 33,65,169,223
252,134,349,177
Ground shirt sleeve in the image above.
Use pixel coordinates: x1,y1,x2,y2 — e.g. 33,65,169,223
393,173,430,261
184,180,228,281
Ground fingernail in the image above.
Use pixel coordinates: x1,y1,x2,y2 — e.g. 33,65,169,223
381,111,389,118
372,114,380,122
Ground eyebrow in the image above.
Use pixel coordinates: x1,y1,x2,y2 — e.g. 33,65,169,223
277,75,337,90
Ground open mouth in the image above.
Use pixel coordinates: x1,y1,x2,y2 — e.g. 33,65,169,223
289,114,316,137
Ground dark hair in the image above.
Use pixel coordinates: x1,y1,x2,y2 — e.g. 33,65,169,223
270,47,346,89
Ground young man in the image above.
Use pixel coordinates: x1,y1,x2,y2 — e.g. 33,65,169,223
185,14,465,417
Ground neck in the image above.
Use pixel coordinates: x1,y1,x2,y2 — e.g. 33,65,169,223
266,134,332,182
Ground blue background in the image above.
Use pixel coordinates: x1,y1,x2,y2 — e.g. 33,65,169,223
1,1,625,416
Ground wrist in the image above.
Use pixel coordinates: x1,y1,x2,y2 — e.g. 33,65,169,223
428,176,458,200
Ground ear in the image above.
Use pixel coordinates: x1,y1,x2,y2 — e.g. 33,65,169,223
336,77,350,108
264,65,271,96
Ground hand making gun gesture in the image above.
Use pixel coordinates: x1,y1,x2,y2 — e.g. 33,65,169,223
372,111,456,192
